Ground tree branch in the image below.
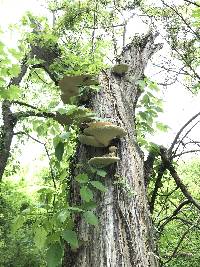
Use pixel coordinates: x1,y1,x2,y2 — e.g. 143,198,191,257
183,0,200,7
158,200,190,232
160,146,200,211
149,163,166,214
168,111,200,156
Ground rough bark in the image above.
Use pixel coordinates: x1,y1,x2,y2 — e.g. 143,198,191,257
63,33,162,267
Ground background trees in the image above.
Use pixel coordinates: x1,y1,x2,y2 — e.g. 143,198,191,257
0,0,200,266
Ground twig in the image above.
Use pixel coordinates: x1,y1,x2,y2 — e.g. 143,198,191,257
158,200,190,232
14,131,57,189
172,120,200,157
31,64,59,85
183,0,200,7
161,0,200,40
168,111,200,156
174,149,200,158
160,147,200,211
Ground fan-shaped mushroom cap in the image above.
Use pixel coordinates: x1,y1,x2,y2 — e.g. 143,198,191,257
112,64,129,75
78,135,105,147
83,124,126,147
61,87,79,103
87,121,113,128
88,156,120,168
59,75,98,103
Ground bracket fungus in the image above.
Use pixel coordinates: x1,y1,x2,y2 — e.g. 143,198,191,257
88,156,120,168
112,64,129,75
59,74,98,104
78,134,105,147
83,122,127,147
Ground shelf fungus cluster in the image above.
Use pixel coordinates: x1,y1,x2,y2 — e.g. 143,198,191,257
111,64,129,75
79,121,127,168
59,74,98,104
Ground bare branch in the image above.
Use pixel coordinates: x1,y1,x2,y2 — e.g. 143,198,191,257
160,146,200,211
183,0,200,7
168,111,200,156
161,0,200,40
158,200,190,232
172,120,200,157
174,149,200,158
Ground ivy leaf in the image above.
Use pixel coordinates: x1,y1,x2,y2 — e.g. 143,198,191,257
55,142,64,161
90,181,107,192
83,211,98,226
80,186,93,202
34,227,47,249
46,243,63,267
75,173,89,183
63,230,79,249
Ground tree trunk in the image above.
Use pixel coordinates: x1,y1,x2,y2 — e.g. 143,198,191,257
63,33,162,267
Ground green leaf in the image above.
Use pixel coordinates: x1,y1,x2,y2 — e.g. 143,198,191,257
46,243,63,267
55,142,64,161
81,201,97,210
148,81,159,91
11,215,26,233
8,64,20,77
156,122,169,132
57,210,70,223
9,85,21,100
136,79,146,90
75,173,89,183
83,211,98,226
96,169,107,177
141,94,150,105
34,227,47,249
0,41,4,54
60,132,70,140
80,186,93,202
63,230,79,249
90,181,107,192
